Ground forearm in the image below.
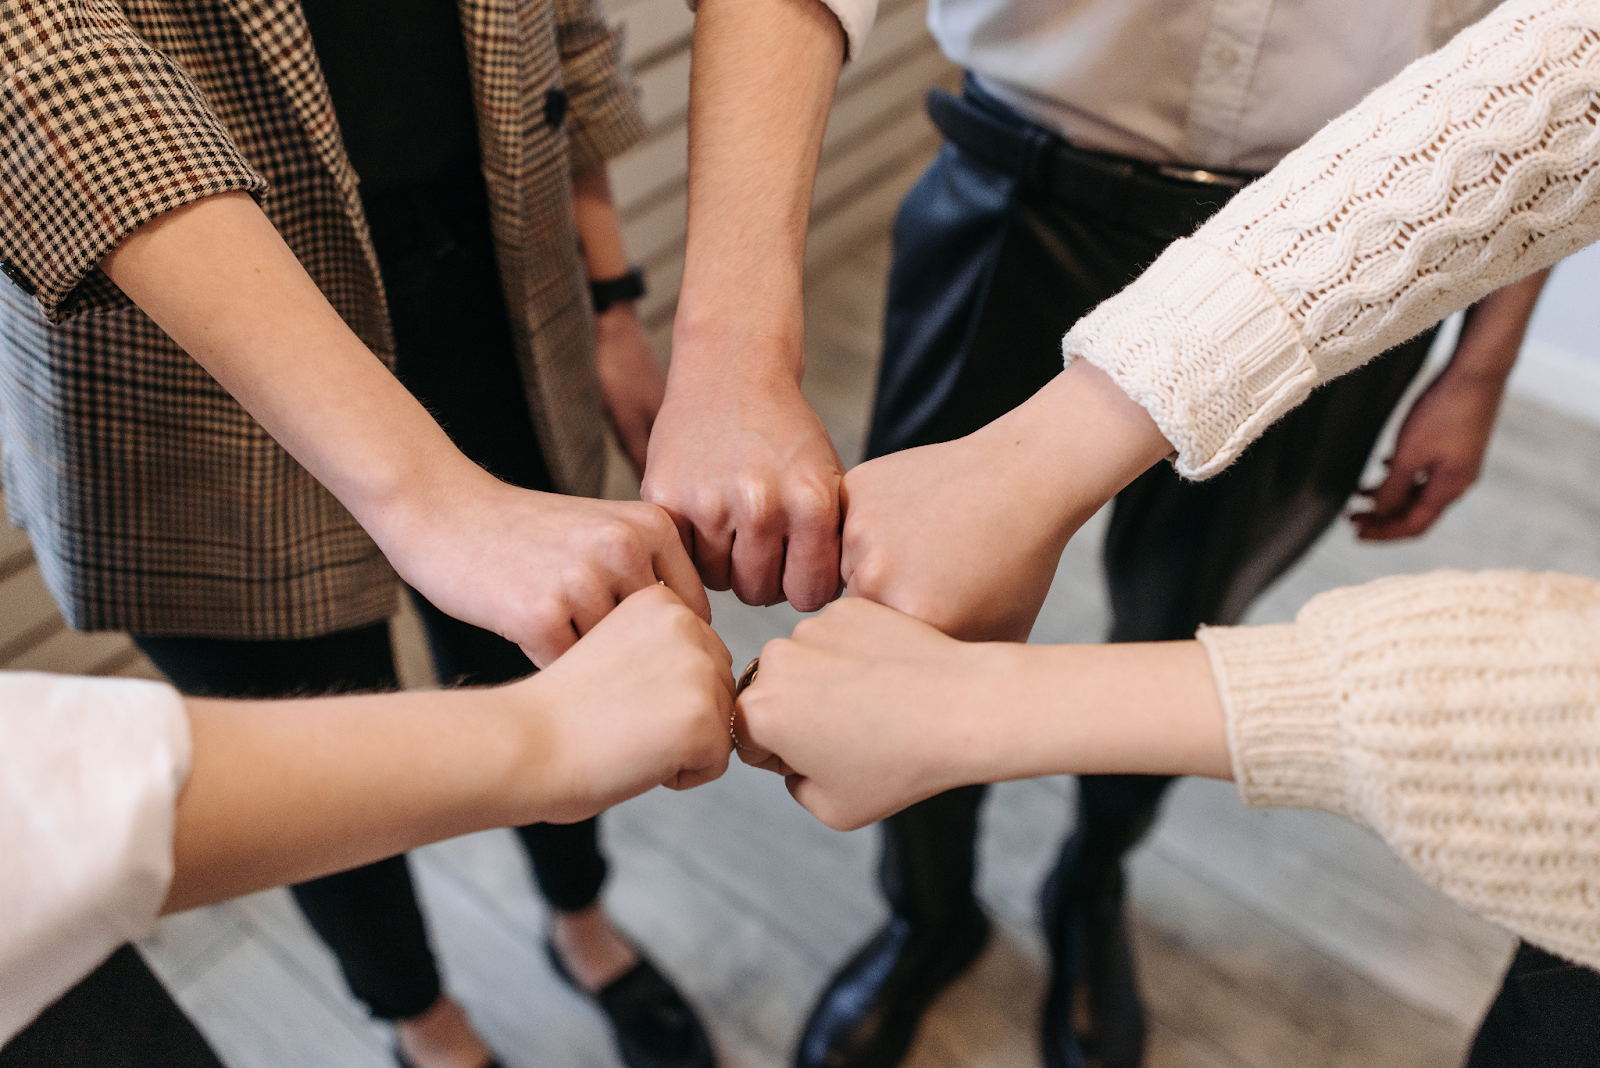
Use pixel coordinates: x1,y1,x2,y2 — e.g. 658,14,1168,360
572,167,632,281
1445,268,1552,383
973,361,1175,538
672,0,845,381
165,685,547,915
979,640,1231,785
99,191,489,540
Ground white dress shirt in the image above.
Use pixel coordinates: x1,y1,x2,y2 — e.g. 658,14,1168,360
0,673,190,1042
817,0,1499,172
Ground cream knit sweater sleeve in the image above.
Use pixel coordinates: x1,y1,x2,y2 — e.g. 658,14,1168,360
1062,0,1600,478
1196,570,1600,969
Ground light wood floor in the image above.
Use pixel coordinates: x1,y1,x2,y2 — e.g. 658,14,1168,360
114,217,1600,1067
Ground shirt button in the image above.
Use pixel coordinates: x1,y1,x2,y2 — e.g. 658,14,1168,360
545,87,568,130
1215,45,1240,71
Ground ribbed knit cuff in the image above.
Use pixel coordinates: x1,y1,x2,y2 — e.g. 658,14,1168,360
1197,622,1357,819
1062,238,1319,480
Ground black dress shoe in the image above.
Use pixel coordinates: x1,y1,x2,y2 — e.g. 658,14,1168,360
545,939,715,1068
794,909,990,1068
1040,841,1145,1068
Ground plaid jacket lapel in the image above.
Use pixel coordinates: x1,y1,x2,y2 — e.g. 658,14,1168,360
220,0,359,198
458,0,524,198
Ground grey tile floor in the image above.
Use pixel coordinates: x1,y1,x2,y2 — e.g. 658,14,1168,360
138,228,1600,1068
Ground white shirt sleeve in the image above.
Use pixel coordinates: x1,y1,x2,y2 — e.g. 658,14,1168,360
684,0,877,60
0,672,191,1043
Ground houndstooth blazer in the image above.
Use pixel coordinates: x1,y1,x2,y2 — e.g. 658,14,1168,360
0,0,648,639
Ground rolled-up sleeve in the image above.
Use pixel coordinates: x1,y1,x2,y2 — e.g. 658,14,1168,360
555,0,651,174
0,672,191,1044
0,1,266,321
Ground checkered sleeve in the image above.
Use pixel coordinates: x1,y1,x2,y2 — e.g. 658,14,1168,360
554,0,649,175
0,1,267,322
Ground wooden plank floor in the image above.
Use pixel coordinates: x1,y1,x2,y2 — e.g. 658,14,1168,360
0,185,1560,1066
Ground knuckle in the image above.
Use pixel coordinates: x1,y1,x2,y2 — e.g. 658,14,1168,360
785,478,839,528
849,553,890,600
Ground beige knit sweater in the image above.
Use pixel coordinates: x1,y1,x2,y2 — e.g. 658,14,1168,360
1197,572,1600,971
1061,0,1600,967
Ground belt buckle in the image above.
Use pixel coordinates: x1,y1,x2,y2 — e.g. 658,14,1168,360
1155,164,1247,190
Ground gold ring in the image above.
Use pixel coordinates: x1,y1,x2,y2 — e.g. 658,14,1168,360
736,657,760,696
731,657,759,750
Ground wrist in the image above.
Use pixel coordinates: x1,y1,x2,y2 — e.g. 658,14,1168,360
477,678,564,827
972,361,1172,534
957,642,1037,786
354,451,505,570
670,293,805,384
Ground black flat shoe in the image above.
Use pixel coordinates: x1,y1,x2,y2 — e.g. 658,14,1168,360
545,939,715,1068
793,908,990,1068
1041,837,1144,1068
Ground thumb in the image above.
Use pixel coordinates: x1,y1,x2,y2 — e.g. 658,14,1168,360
1362,455,1425,521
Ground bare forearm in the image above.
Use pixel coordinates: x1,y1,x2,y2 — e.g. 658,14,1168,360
982,640,1232,785
674,0,845,377
99,192,487,536
1446,268,1551,382
572,167,632,281
165,686,546,914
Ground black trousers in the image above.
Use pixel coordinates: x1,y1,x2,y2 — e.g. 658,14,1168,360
135,163,607,1022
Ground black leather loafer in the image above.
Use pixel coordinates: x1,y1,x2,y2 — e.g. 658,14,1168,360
545,939,715,1068
1041,843,1144,1068
793,908,990,1068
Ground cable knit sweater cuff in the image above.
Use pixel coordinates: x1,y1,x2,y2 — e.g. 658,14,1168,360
1062,239,1321,480
1197,621,1356,818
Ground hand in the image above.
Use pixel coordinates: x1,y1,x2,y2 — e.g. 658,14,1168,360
595,303,666,477
524,585,735,823
642,356,844,610
379,469,711,669
1351,369,1504,541
841,362,1170,642
1352,267,1548,541
736,598,1232,833
736,598,1003,830
841,437,1066,642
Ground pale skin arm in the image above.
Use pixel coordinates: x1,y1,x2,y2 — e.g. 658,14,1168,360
642,0,848,610
572,166,666,477
164,586,733,915
735,598,1228,832
1352,269,1551,540
101,191,709,668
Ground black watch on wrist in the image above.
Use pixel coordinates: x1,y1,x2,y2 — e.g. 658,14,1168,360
589,266,646,314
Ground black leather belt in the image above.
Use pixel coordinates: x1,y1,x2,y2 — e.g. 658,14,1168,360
925,86,1259,241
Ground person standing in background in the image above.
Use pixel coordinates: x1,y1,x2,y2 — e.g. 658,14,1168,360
0,2,706,1068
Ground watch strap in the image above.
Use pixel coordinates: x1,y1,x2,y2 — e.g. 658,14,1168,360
590,266,646,313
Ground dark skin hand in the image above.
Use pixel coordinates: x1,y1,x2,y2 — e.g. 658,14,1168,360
1353,269,1551,541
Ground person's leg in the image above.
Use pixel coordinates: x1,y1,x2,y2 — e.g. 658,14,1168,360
1466,943,1600,1067
368,164,711,1068
0,946,225,1068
